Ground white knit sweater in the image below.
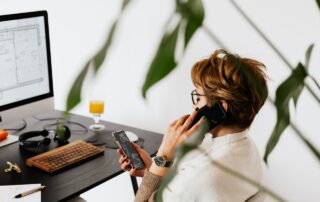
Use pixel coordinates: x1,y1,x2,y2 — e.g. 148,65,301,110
161,129,263,202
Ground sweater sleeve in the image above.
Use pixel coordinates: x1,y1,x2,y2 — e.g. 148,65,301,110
134,170,163,202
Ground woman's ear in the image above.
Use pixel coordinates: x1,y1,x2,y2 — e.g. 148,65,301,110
221,101,228,112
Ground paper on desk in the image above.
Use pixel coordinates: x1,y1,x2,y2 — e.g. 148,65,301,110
0,134,18,148
0,184,41,202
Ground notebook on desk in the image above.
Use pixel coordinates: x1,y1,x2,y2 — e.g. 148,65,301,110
0,184,41,202
0,134,18,148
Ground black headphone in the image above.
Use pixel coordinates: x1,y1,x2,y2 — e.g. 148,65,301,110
19,126,71,153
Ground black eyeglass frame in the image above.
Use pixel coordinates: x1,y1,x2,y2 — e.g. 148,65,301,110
191,89,206,105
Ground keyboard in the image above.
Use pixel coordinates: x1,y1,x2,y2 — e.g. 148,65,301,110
26,140,104,173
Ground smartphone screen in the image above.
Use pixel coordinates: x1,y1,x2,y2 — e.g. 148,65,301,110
112,130,145,169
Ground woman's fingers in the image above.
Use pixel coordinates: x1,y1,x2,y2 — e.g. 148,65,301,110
181,110,198,130
117,149,124,156
174,114,190,129
185,117,204,137
179,117,204,144
129,168,137,176
169,119,178,127
132,143,143,153
118,154,127,165
120,159,131,171
118,149,131,171
132,143,148,158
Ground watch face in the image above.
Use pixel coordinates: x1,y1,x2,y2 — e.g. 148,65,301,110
155,156,166,167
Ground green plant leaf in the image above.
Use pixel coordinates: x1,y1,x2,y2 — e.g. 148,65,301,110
66,19,116,111
93,0,129,71
305,44,314,69
141,22,181,98
304,44,320,91
91,0,129,73
292,81,304,108
264,63,307,164
66,0,130,111
92,0,129,73
316,0,320,10
177,0,204,47
93,22,117,72
141,0,204,99
230,0,320,103
66,62,90,111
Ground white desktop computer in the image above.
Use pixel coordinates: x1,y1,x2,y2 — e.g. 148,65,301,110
0,11,54,124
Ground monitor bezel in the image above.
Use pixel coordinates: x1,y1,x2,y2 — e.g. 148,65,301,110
0,10,54,112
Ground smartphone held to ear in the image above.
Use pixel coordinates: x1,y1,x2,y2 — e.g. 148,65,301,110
189,102,227,130
112,130,145,169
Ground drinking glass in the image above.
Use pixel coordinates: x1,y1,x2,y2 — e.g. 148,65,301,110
89,100,105,131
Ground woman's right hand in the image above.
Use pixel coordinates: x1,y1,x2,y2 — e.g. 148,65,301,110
117,143,152,177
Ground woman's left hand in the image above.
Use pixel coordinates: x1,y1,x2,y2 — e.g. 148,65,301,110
157,110,203,161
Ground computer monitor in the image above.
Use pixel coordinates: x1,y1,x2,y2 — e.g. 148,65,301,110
0,11,54,124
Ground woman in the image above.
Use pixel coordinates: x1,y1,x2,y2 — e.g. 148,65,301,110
118,49,268,202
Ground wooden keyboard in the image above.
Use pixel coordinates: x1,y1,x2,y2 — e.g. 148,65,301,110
26,140,104,173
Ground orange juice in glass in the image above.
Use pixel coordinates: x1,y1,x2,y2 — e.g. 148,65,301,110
89,100,105,131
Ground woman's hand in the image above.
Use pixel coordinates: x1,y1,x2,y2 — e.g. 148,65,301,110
157,110,203,161
117,143,152,177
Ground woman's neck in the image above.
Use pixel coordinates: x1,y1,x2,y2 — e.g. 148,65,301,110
210,125,245,138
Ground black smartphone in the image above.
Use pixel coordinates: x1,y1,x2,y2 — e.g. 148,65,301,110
189,102,227,130
112,130,145,169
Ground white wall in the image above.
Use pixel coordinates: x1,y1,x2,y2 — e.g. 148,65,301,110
1,0,319,201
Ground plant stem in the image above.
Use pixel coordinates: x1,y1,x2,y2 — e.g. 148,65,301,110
201,26,229,52
229,0,320,103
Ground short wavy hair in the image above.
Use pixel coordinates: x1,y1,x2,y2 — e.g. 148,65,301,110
191,49,268,129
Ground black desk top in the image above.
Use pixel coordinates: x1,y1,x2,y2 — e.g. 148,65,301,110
0,110,163,202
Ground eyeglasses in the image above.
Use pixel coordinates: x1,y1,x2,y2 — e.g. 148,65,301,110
191,89,206,105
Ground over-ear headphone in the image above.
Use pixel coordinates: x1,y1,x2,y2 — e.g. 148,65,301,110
19,130,52,147
19,125,71,153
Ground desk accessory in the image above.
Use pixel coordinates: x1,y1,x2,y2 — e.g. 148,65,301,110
0,184,41,202
14,185,45,198
19,125,71,153
4,161,21,173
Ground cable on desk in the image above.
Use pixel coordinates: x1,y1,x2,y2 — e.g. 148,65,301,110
32,115,88,135
1,119,27,132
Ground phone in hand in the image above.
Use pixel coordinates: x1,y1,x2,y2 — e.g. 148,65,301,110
112,130,145,169
189,102,227,130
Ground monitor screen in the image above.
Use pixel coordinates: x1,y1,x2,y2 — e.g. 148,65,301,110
0,11,53,112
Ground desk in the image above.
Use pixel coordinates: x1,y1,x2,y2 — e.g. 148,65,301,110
0,110,163,202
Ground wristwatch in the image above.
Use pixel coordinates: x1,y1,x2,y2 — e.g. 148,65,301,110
154,155,173,167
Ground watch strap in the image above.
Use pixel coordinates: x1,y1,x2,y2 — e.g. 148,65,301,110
164,160,173,167
154,155,173,167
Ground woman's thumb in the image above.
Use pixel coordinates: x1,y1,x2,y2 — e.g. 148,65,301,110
132,143,143,153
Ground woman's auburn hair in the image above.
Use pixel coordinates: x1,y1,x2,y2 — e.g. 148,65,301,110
191,49,268,129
